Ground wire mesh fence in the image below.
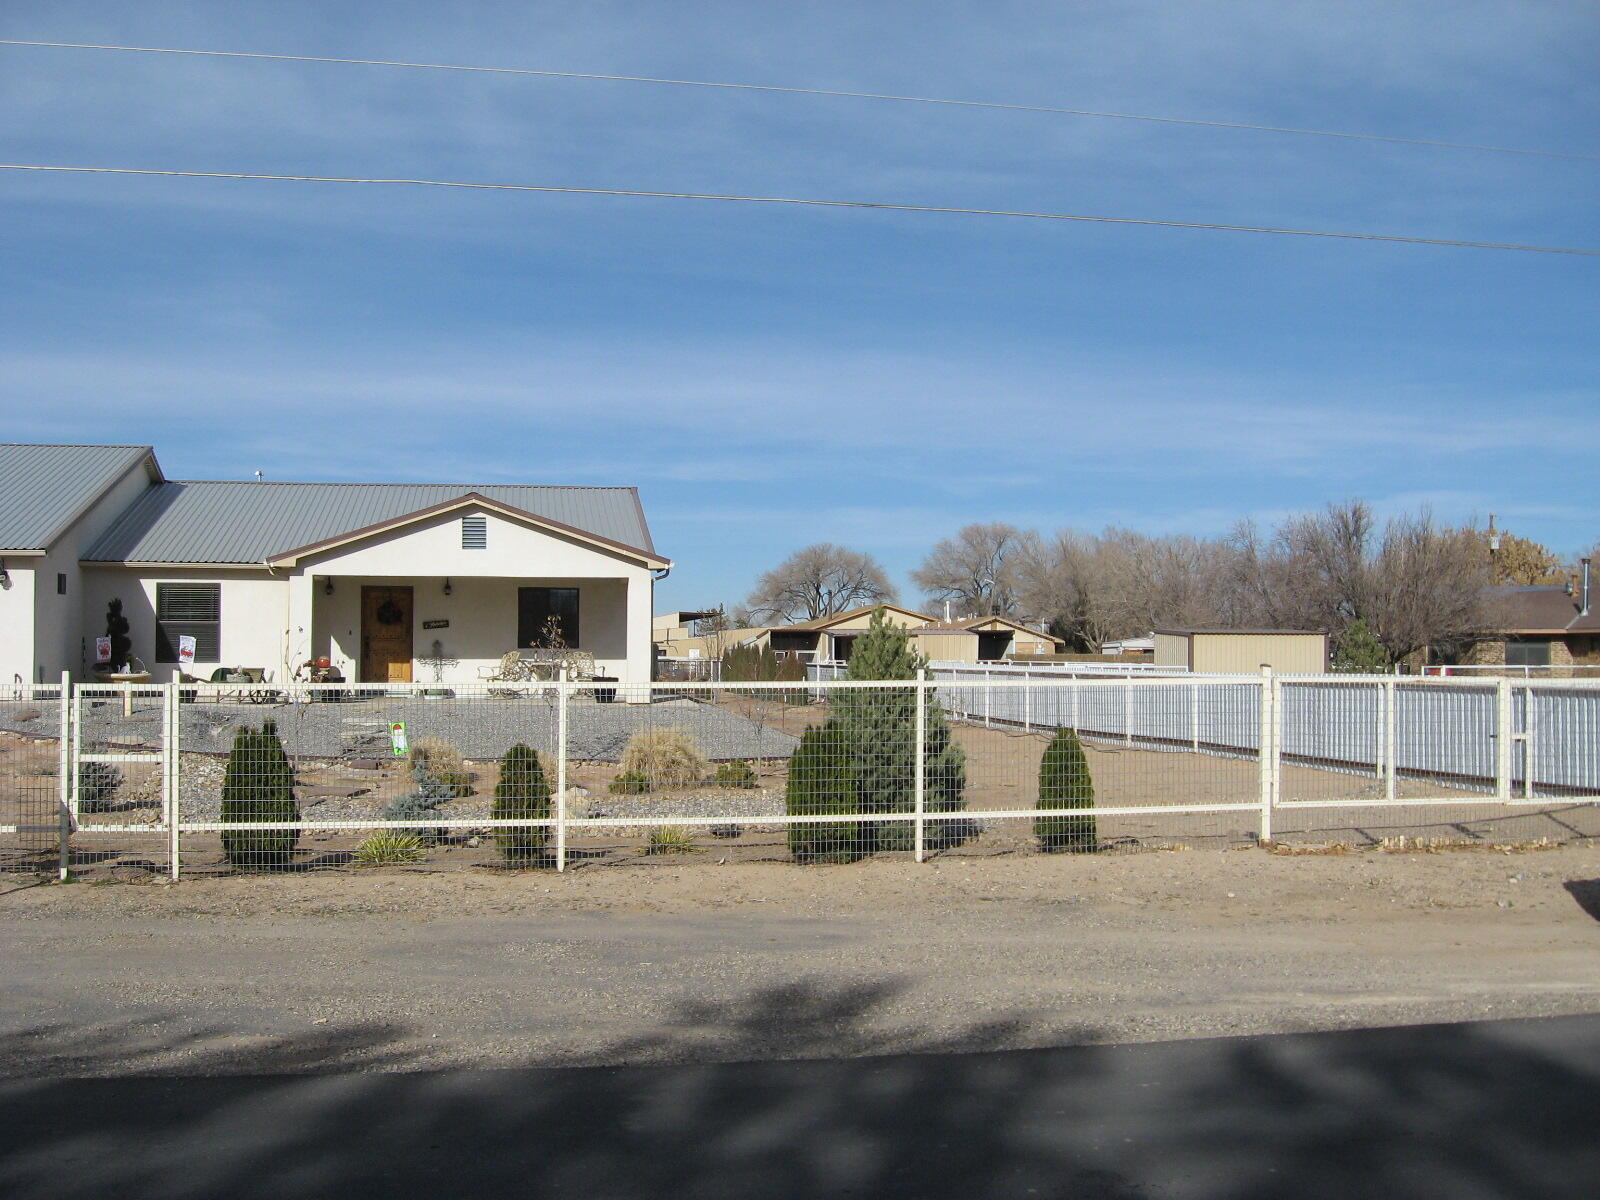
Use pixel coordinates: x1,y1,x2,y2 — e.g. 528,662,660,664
2,673,1598,880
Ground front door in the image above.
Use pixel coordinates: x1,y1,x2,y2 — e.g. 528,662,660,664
361,585,414,682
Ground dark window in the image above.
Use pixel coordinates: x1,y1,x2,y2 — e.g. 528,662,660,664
518,587,579,648
156,583,221,662
56,573,67,595
1505,639,1552,667
462,515,487,549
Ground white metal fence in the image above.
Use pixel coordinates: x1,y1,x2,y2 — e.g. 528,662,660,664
2,670,1598,881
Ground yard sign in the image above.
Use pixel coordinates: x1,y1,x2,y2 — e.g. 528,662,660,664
94,637,112,665
177,635,196,669
389,722,409,756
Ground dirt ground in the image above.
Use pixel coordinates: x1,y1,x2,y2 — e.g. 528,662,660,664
6,842,1600,1079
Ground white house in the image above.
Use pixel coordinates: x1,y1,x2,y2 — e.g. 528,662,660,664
0,443,670,688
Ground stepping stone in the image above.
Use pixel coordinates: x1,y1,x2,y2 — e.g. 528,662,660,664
298,785,371,799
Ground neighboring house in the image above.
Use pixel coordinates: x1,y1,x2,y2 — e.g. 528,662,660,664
0,443,669,688
1154,629,1329,674
665,603,1062,664
652,610,730,658
1469,568,1598,668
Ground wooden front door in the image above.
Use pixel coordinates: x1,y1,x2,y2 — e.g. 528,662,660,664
361,586,414,682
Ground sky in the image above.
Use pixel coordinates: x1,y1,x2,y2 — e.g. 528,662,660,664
1,1,1596,612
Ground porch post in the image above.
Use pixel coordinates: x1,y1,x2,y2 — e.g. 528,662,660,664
284,571,316,681
624,571,653,694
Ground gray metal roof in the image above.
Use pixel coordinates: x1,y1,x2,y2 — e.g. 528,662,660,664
0,444,156,551
86,481,658,564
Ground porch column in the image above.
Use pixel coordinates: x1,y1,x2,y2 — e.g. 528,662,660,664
625,571,653,692
284,571,315,680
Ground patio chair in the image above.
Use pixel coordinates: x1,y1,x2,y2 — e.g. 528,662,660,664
480,650,540,695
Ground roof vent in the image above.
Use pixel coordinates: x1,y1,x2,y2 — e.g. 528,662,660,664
461,515,487,550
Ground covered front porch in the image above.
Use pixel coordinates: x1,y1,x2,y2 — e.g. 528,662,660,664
293,573,650,687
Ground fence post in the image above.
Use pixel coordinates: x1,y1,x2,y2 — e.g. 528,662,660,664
1523,683,1536,799
166,681,181,881
1383,678,1397,800
1495,678,1513,801
914,668,927,863
556,668,569,872
1023,670,1031,733
1123,675,1133,745
1190,682,1200,751
983,669,991,728
57,671,70,881
1258,666,1275,844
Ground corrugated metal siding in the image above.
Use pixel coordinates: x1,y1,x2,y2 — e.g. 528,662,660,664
1153,632,1191,668
84,482,656,563
1192,633,1325,674
0,444,151,550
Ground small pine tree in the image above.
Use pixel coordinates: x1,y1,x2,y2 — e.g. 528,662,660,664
220,720,301,869
1036,728,1097,853
785,724,860,862
829,607,968,854
493,743,551,863
1332,618,1389,673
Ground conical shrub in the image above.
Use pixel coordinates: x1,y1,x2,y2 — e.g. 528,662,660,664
220,720,301,869
786,723,861,863
493,743,551,864
1036,728,1097,852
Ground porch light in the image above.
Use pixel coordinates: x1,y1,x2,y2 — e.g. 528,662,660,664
0,558,9,589
324,578,334,596
443,578,453,596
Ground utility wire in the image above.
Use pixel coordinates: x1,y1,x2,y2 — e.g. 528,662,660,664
2,162,1594,256
3,38,1596,164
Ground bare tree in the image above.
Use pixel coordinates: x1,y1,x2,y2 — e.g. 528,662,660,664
913,523,1025,617
745,544,897,623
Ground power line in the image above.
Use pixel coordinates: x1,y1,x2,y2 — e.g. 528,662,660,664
3,37,1596,164
3,161,1595,256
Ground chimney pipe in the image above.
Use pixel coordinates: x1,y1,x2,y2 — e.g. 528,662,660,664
1583,558,1592,616
943,599,952,622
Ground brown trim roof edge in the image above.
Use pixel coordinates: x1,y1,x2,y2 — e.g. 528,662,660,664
265,491,670,568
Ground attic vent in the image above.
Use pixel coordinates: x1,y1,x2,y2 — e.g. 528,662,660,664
461,515,488,550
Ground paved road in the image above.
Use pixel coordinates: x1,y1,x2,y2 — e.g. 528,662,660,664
3,1014,1599,1198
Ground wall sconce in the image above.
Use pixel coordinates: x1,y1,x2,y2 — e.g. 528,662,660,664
323,578,335,596
443,578,453,597
0,558,9,590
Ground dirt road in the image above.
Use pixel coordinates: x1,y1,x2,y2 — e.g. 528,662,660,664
5,844,1600,1078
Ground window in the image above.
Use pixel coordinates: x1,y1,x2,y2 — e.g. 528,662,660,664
1505,639,1552,667
461,515,488,549
56,573,67,595
518,587,579,648
156,583,221,662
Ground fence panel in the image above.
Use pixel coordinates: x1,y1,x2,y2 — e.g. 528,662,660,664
6,673,1598,879
0,681,67,876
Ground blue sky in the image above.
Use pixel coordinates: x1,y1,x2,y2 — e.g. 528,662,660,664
2,1,1596,611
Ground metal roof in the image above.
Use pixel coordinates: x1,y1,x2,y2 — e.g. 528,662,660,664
85,480,657,564
0,443,156,551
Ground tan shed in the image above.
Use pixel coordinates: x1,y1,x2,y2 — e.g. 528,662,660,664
1154,629,1328,674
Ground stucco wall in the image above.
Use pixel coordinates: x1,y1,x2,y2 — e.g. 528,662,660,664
79,567,289,681
0,564,36,685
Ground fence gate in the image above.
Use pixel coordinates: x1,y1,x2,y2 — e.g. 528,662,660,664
68,679,180,880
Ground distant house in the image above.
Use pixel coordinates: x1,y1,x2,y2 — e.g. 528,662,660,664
658,602,1061,664
1470,567,1598,668
0,443,668,688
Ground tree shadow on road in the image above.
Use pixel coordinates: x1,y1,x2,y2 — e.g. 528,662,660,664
2,990,1600,1199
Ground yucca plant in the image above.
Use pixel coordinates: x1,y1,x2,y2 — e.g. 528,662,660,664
352,830,426,865
643,825,700,855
